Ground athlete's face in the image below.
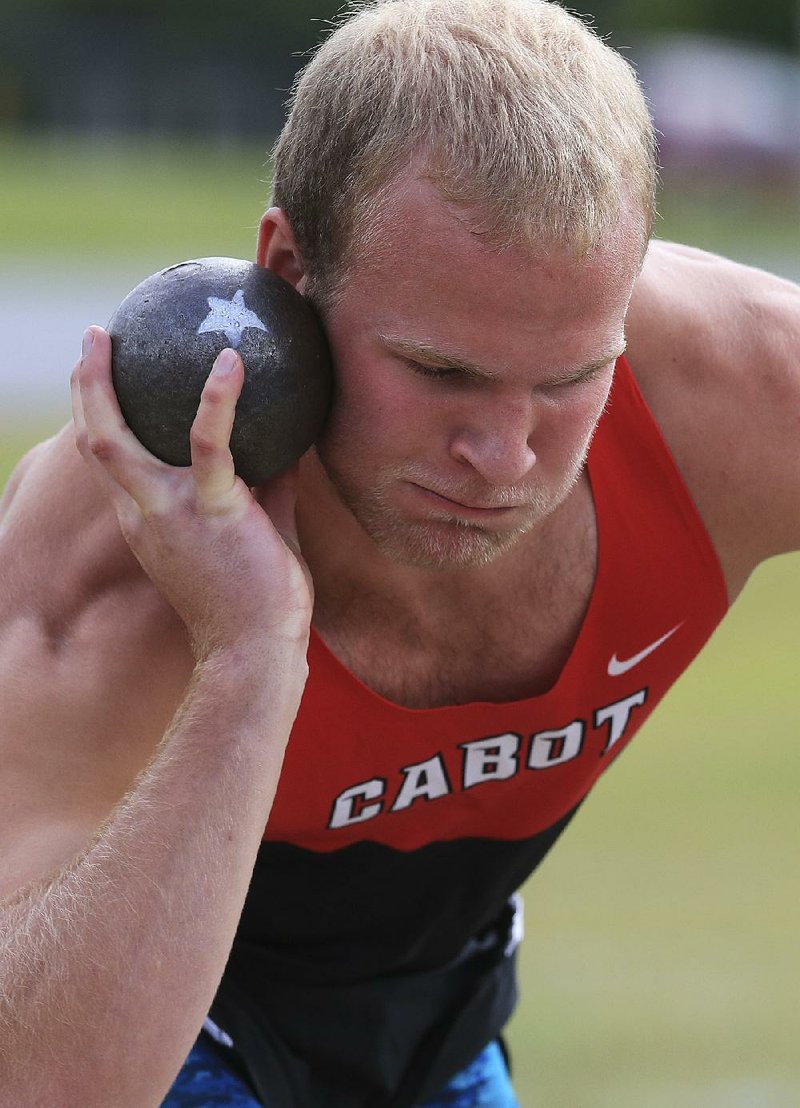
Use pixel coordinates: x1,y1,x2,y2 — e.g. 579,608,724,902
308,174,642,569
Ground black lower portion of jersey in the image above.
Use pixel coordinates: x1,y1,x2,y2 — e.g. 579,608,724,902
212,904,518,1108
209,807,579,1107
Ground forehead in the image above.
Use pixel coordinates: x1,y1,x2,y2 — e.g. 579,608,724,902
333,170,640,366
356,165,641,261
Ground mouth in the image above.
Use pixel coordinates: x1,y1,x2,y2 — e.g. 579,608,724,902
410,483,528,520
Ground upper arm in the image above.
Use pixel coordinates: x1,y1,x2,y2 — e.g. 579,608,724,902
740,280,800,557
0,430,192,900
628,242,800,593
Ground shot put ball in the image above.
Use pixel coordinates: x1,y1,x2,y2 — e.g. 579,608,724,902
108,257,333,486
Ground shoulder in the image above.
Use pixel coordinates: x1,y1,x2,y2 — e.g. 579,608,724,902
0,422,189,683
2,424,142,615
629,240,800,369
625,240,800,595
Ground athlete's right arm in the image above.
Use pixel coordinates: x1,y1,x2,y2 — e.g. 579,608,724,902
0,330,312,1107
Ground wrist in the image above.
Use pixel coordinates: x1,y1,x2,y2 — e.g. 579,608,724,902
160,638,309,779
194,633,309,697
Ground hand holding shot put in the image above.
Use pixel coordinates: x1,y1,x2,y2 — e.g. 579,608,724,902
71,325,313,659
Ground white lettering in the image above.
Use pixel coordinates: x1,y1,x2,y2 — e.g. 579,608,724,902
329,778,385,828
528,721,585,769
391,755,452,812
595,689,647,753
461,733,520,789
326,691,653,833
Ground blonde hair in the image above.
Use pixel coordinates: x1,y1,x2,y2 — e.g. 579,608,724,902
271,0,657,301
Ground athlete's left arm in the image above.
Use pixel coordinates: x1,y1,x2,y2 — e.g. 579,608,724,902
627,241,800,595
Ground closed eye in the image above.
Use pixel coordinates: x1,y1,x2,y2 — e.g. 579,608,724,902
545,362,611,390
402,358,475,383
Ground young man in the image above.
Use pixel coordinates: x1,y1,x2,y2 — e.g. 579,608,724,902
1,1,799,1105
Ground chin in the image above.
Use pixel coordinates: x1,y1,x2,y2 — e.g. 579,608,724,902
358,513,533,570
317,447,581,570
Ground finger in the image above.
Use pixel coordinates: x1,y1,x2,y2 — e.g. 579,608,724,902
190,348,245,512
70,330,90,447
71,327,137,497
70,328,149,528
73,326,167,508
71,331,112,494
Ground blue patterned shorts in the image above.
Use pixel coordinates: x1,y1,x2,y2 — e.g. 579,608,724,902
162,1033,519,1107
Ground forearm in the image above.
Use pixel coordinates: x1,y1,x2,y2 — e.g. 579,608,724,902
0,638,307,1107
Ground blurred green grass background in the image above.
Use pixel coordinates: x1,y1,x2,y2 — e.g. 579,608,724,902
2,130,800,1106
0,131,270,262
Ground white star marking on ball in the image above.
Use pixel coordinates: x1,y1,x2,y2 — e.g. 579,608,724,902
197,289,269,348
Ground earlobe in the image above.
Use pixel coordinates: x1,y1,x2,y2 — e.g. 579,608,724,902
257,208,307,291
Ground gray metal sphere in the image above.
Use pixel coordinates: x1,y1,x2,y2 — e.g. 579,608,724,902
109,257,333,485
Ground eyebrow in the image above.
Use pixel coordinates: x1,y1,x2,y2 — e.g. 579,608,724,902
379,333,627,384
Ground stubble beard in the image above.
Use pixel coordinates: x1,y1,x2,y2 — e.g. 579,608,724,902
318,453,589,571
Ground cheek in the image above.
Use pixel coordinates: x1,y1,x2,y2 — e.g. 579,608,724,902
320,365,417,464
539,385,610,458
331,361,433,438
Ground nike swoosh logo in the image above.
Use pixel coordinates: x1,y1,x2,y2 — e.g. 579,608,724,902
608,623,683,677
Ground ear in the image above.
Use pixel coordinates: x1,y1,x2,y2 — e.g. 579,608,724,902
257,208,308,293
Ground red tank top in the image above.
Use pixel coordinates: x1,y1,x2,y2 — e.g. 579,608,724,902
264,356,728,853
212,360,729,1100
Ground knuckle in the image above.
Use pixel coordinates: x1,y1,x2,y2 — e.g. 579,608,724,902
200,383,227,410
189,428,220,456
87,434,115,463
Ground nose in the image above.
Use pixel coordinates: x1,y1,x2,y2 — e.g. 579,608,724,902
449,397,537,486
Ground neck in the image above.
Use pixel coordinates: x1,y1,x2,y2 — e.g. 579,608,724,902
295,453,598,708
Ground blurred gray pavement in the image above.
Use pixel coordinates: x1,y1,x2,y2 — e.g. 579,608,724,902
0,259,147,427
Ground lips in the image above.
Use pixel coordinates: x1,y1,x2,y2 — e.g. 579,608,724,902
411,483,526,515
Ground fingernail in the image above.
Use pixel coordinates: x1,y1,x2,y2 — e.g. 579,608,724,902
82,328,95,358
214,348,237,376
